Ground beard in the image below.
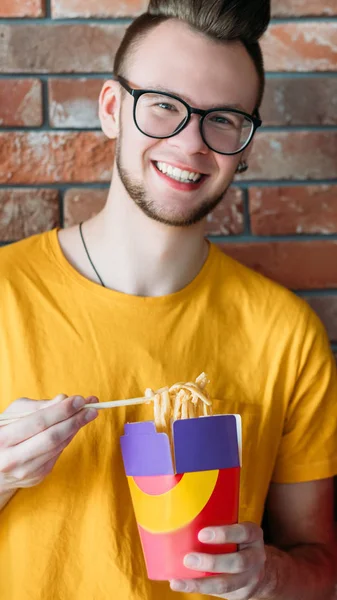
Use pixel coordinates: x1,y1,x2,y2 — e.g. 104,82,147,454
115,139,229,228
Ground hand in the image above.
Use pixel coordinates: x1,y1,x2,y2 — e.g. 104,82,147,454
170,522,266,598
0,394,98,492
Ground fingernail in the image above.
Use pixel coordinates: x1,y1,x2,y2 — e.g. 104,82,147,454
84,408,98,422
73,396,85,409
170,581,188,592
184,554,201,568
199,529,215,542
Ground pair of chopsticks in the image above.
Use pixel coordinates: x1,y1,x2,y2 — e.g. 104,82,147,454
0,395,154,427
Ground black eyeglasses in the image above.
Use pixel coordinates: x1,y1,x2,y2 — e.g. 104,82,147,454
116,75,262,156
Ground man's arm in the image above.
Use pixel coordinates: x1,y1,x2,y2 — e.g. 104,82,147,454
257,477,336,599
170,478,336,598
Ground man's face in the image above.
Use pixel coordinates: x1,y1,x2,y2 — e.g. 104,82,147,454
115,19,260,227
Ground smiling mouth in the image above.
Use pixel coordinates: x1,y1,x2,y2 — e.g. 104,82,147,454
154,161,205,184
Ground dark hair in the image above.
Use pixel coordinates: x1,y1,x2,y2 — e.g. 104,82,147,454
114,0,270,110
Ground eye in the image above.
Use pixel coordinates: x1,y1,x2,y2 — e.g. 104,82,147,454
156,102,178,112
211,116,231,124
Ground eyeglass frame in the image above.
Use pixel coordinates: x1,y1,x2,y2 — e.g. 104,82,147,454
114,74,262,156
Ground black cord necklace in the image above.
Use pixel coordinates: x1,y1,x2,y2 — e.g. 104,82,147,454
79,222,106,288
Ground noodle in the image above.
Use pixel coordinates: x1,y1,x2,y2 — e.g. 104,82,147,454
144,372,212,433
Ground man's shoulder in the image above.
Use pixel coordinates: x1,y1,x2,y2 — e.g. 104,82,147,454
0,231,53,281
213,243,306,310
211,244,320,344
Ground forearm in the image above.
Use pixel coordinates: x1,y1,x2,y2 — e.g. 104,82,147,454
256,542,336,600
0,489,16,511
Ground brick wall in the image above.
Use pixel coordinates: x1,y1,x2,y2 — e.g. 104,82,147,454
0,0,337,356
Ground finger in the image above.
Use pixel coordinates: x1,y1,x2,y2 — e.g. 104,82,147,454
0,407,98,473
85,396,99,404
198,522,264,546
2,394,68,416
17,455,60,488
9,431,77,482
0,395,90,448
170,571,254,595
183,546,266,574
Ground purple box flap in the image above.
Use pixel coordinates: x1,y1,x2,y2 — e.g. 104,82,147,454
121,422,174,476
173,415,239,474
124,422,156,435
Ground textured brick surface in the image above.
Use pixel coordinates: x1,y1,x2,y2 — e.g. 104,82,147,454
262,23,337,72
249,186,337,236
305,297,337,342
0,25,125,74
49,79,102,128
241,132,337,181
0,79,43,127
0,0,45,17
272,0,337,17
0,132,113,184
218,242,337,290
262,78,337,126
64,189,107,226
51,0,148,18
0,189,59,241
1,131,335,185
2,23,336,74
206,188,244,236
241,131,337,180
64,187,244,235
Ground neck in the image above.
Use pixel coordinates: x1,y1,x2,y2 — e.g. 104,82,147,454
80,175,209,297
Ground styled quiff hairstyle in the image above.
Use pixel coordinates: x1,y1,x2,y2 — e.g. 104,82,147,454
114,0,271,111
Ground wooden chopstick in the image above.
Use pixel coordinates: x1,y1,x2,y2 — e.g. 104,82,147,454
0,395,154,427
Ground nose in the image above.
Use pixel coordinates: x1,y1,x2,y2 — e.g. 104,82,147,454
166,114,209,156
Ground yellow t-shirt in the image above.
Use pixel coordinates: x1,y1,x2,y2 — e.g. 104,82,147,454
0,229,336,600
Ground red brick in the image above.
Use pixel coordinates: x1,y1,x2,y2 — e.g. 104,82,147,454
240,132,337,181
0,24,125,74
305,297,337,342
262,23,337,72
1,23,336,74
272,0,337,17
262,78,337,126
63,187,244,235
50,76,337,130
64,189,107,227
0,189,59,241
0,0,45,17
0,132,113,184
1,131,335,185
49,79,102,129
206,188,244,236
0,79,42,127
51,0,147,18
249,186,337,236
218,241,337,290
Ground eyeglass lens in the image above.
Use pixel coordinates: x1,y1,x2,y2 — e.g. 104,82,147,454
135,92,254,153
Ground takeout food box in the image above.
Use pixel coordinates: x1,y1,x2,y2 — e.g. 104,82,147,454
120,414,242,580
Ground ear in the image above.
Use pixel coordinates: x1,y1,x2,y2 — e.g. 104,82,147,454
99,79,122,140
235,140,254,173
241,140,254,165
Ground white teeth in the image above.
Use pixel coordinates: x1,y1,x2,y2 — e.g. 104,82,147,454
156,161,202,183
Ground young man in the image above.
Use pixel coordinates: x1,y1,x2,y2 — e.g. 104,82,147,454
0,1,336,599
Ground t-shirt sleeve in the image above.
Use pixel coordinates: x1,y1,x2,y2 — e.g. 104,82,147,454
271,305,337,484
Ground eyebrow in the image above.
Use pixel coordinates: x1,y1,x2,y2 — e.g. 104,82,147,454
142,82,246,112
